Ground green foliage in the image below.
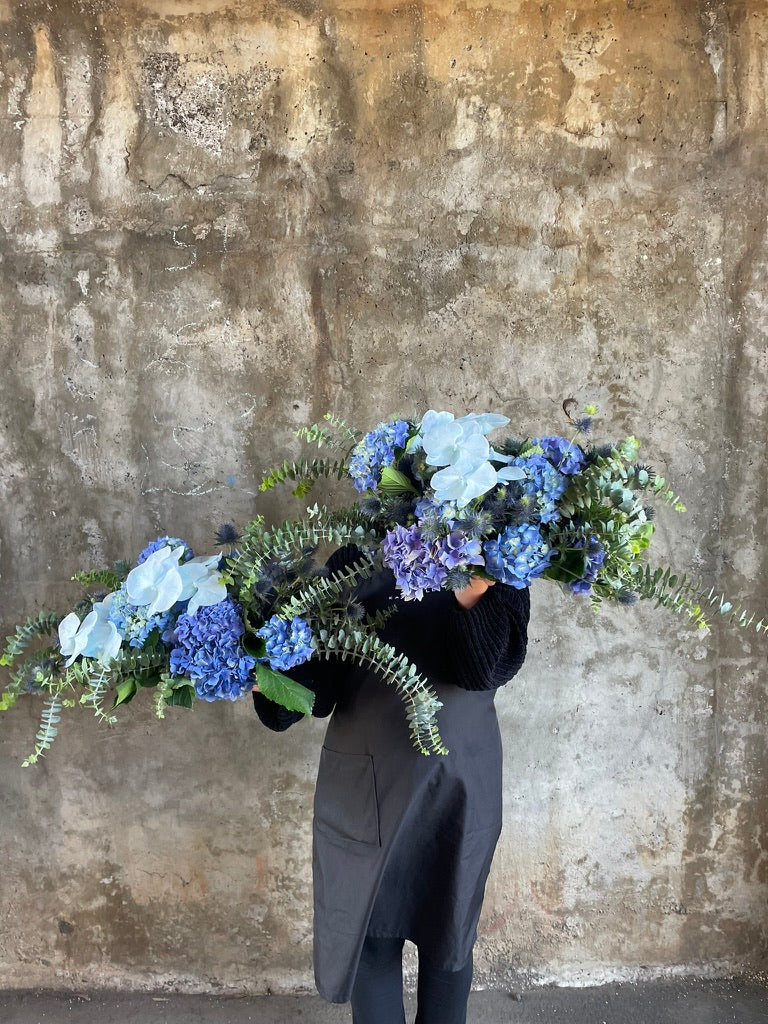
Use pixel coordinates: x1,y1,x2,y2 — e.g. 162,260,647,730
225,505,378,618
280,555,379,620
313,624,447,756
256,663,315,715
258,457,350,497
22,689,64,767
71,565,129,590
637,566,768,636
296,414,360,452
0,612,59,667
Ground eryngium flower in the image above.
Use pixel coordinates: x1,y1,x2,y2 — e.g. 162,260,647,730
169,598,256,701
349,419,410,493
483,523,552,588
257,615,315,671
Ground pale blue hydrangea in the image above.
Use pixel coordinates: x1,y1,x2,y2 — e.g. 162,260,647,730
512,453,567,523
349,419,411,493
532,436,585,476
107,587,175,648
570,536,606,594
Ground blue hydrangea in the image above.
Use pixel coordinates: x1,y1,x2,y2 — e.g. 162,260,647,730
382,524,448,601
138,535,194,564
512,453,567,523
168,597,256,701
483,524,552,588
414,496,458,528
349,419,411,493
533,436,585,476
570,536,606,594
107,586,175,648
257,615,315,671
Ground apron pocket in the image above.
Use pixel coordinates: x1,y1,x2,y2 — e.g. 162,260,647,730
315,747,381,847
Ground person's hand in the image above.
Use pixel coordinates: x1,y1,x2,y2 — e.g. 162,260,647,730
454,576,495,610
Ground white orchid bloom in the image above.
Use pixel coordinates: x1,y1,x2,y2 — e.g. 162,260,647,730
178,555,228,615
416,409,520,506
125,544,226,617
58,592,122,667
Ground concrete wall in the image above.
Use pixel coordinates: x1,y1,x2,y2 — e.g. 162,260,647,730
1,0,766,995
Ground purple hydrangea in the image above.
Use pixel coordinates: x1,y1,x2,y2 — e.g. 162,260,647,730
382,524,448,601
534,436,585,476
349,419,411,493
257,615,315,671
512,453,567,523
435,530,484,570
570,536,606,594
483,523,552,589
107,586,175,648
138,535,194,564
168,597,256,701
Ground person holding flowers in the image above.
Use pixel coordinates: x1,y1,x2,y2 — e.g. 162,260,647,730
252,411,532,1024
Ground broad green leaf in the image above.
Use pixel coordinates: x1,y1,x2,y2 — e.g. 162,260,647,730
165,684,195,709
112,678,138,708
379,466,418,496
256,663,315,715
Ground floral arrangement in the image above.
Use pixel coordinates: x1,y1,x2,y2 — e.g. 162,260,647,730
0,509,446,765
263,403,765,632
3,403,763,767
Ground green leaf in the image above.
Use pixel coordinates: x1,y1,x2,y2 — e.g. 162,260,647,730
112,678,138,708
541,546,587,585
165,685,195,709
379,466,418,496
242,634,267,659
256,663,315,715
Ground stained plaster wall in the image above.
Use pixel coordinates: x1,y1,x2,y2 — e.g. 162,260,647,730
0,0,766,996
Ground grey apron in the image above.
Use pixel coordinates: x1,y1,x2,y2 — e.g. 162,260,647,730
311,572,504,1003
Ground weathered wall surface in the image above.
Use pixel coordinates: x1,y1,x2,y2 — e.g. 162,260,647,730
1,0,767,995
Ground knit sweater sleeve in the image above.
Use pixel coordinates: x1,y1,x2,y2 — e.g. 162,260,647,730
444,582,530,691
251,544,362,732
395,582,530,693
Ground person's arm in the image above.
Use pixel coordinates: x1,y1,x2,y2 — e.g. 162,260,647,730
445,580,530,691
390,579,530,693
251,544,363,732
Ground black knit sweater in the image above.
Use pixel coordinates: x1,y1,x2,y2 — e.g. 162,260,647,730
252,544,530,732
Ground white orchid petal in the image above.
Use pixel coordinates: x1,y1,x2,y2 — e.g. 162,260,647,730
457,412,510,434
497,465,527,482
58,612,81,654
147,567,184,615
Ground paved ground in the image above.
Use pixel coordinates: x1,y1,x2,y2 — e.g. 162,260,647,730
2,977,767,1024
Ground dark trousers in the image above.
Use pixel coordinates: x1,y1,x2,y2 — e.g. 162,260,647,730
350,935,474,1024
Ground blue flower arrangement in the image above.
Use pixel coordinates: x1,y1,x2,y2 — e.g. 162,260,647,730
3,402,765,767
